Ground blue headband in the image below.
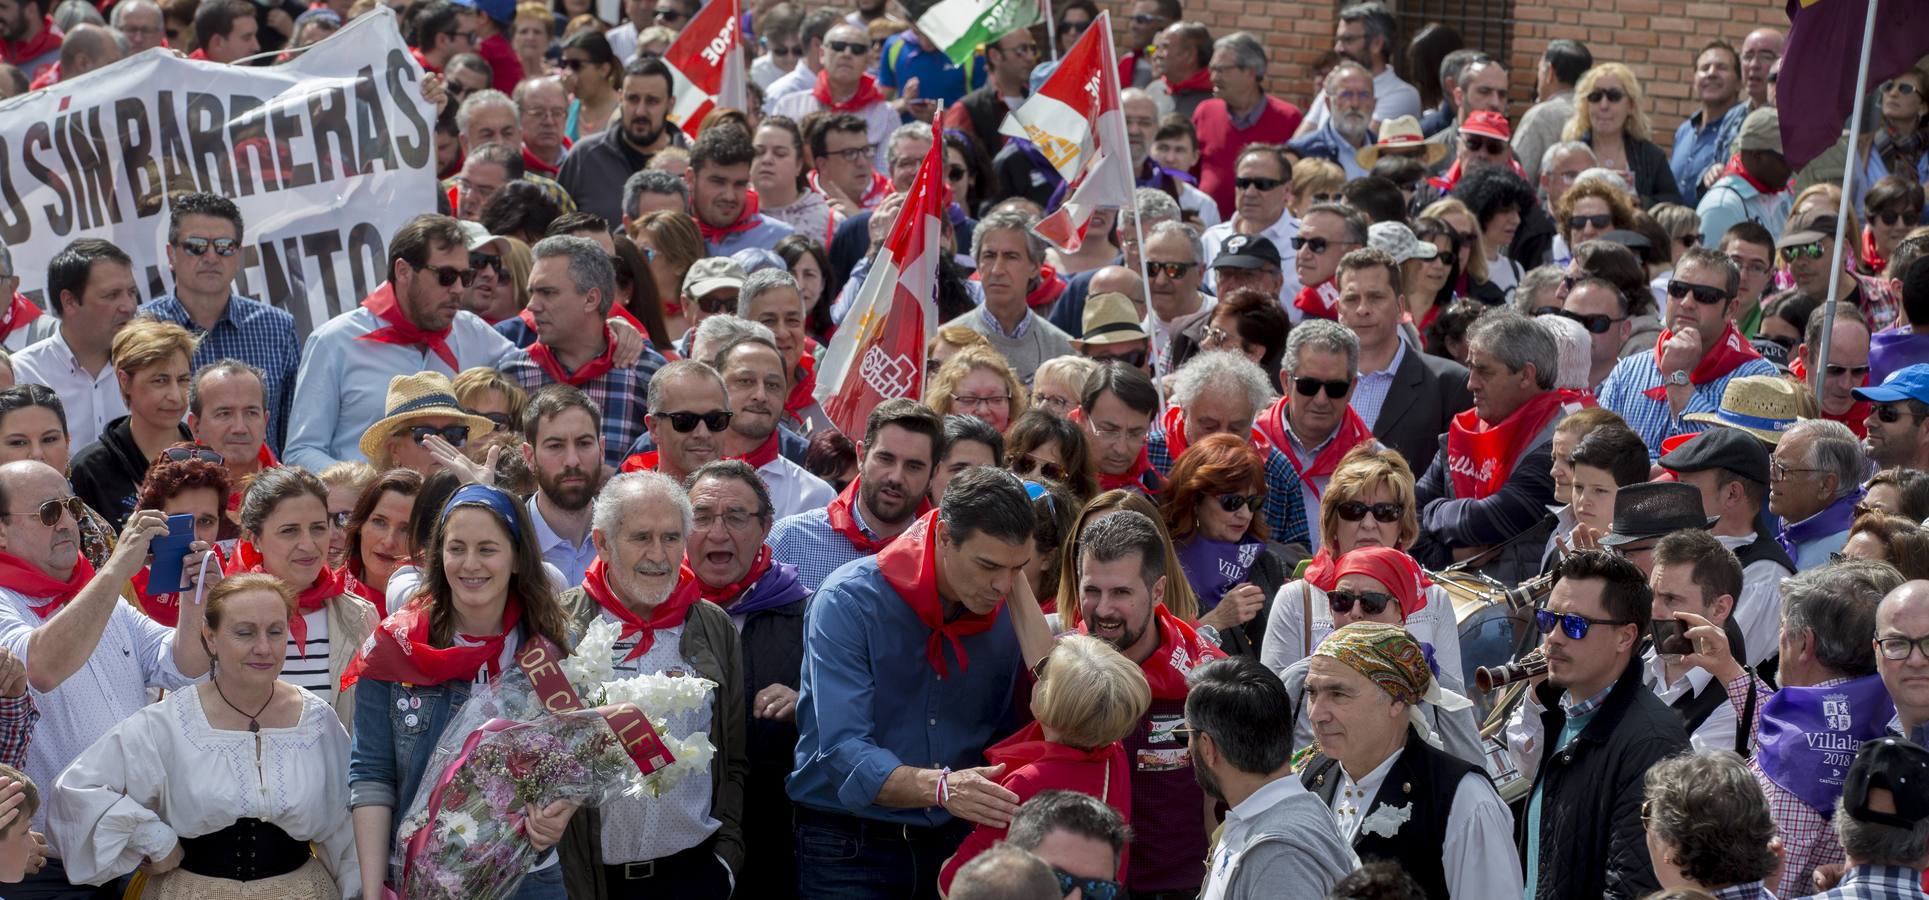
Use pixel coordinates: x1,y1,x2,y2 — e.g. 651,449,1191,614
442,484,524,543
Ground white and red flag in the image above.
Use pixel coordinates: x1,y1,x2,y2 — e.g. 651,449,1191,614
998,9,1134,252
813,117,947,437
662,0,747,138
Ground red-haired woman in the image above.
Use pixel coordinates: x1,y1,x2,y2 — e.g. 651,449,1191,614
1157,433,1293,657
126,443,231,625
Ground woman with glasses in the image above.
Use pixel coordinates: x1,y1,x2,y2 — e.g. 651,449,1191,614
342,469,424,616
1562,63,1682,208
1849,65,1928,220
1418,197,1506,306
231,467,378,725
1406,218,1464,332
1006,410,1099,503
1860,176,1925,277
317,462,376,572
1030,356,1096,420
1555,181,1638,263
452,366,531,434
925,344,1027,433
69,319,197,531
559,29,619,141
632,210,705,343
1051,0,1097,60
1189,290,1288,390
1159,433,1291,658
126,444,231,626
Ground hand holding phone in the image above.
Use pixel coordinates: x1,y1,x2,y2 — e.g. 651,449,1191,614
1649,618,1693,657
146,514,197,594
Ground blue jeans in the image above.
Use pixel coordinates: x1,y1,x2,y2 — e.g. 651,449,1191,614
793,807,969,900
510,862,566,900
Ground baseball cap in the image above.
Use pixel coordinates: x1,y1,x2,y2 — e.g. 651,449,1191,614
457,220,508,255
1777,209,1835,249
1462,110,1511,142
468,0,516,25
1853,363,1929,405
1840,738,1929,829
1211,234,1281,270
682,256,747,299
1658,427,1771,485
1367,221,1440,265
1735,107,1783,155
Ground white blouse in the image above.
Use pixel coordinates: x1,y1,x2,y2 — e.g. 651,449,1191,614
48,685,359,897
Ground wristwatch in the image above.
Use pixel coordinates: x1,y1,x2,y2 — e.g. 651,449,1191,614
1664,369,1692,387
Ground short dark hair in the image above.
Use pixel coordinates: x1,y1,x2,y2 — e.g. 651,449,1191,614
942,414,1004,466
1720,219,1775,256
1005,790,1129,857
1452,166,1536,228
1699,39,1742,78
46,238,132,318
621,56,674,95
1573,239,1657,316
690,122,756,172
806,112,869,158
1568,423,1649,486
798,8,840,46
1653,529,1743,607
466,141,526,179
520,383,602,443
386,214,466,286
237,466,329,538
1077,509,1166,592
1678,245,1742,298
1554,549,1651,627
1153,113,1198,149
194,0,252,48
1337,246,1404,296
1306,201,1369,245
481,181,561,240
938,466,1035,544
861,397,943,466
167,192,243,245
1342,176,1407,225
1900,255,1929,327
0,384,66,436
1329,862,1428,900
687,458,776,522
1215,289,1290,377
1336,2,1397,62
1543,39,1593,86
545,211,611,239
1185,656,1296,774
1079,360,1159,418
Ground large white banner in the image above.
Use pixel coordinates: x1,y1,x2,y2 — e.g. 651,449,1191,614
0,7,437,335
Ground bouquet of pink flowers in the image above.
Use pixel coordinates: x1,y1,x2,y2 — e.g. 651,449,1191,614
391,622,715,900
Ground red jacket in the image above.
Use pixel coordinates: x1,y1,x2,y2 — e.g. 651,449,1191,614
477,33,524,93
936,722,1131,895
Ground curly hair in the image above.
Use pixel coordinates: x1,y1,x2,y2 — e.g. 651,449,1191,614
1556,180,1638,245
924,344,1027,426
1005,410,1098,503
1320,444,1418,551
135,444,231,513
1159,433,1268,544
1642,751,1779,888
1451,165,1537,229
1056,491,1199,626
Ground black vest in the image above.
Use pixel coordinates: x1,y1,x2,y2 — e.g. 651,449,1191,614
1299,728,1477,900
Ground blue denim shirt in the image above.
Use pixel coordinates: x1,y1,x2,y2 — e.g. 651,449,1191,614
347,676,475,845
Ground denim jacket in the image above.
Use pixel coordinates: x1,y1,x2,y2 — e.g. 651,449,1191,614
347,676,474,849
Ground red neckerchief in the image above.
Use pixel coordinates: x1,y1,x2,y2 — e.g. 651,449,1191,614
812,69,884,113
696,190,764,244
409,46,442,74
1,292,43,343
230,541,345,655
1081,604,1224,699
1427,154,1527,195
1161,67,1212,96
618,450,659,473
25,59,56,89
1721,153,1781,195
1302,547,1341,592
1445,390,1576,500
1789,358,1873,438
521,141,570,177
580,557,701,660
733,428,782,469
1862,228,1887,274
224,444,280,518
1028,264,1066,309
339,596,524,689
1072,408,1156,492
1293,281,1339,320
784,350,818,420
528,325,619,386
356,282,457,369
1269,399,1373,499
1,18,61,71
691,545,773,604
0,550,94,619
1641,322,1762,401
1157,404,1195,462
131,545,229,626
440,146,465,180
826,477,890,552
879,511,1001,677
344,569,388,617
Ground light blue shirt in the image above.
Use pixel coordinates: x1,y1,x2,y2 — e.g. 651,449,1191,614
1596,351,1778,459
704,215,797,257
527,495,596,588
1351,340,1406,431
768,504,879,593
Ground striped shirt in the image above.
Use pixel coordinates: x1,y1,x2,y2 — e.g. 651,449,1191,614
282,608,334,701
1595,352,1779,459
768,505,882,594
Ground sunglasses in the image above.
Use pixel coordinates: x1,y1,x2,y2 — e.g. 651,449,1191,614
1881,80,1919,96
768,43,802,57
1291,236,1352,255
559,57,587,71
1090,348,1148,369
1462,134,1506,155
1328,590,1395,616
163,446,225,465
1824,363,1871,379
1783,241,1826,260
1290,374,1351,399
1567,213,1612,231
1872,209,1915,226
1146,261,1196,279
178,236,240,257
1053,869,1121,900
1666,280,1731,305
1,495,87,528
657,409,732,433
1535,608,1633,640
1675,234,1700,248
1336,500,1403,523
1874,403,1926,424
1128,12,1167,24
421,264,476,287
825,40,869,55
1057,19,1089,34
696,293,739,314
480,411,514,429
1234,176,1285,192
947,165,968,181
407,424,471,446
652,7,684,22
1011,454,1067,482
1586,88,1627,104
470,252,504,275
1214,493,1264,514
1534,306,1625,334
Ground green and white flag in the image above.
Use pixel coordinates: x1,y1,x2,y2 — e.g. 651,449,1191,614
915,0,1039,66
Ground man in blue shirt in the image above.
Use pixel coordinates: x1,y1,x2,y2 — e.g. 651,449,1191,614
768,398,941,591
877,25,988,112
140,192,301,453
788,466,1034,900
1669,41,1744,206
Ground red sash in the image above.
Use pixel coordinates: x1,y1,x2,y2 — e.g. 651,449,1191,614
1266,399,1372,499
1445,390,1573,500
224,444,280,518
879,512,1000,677
229,541,343,655
0,292,42,343
527,326,619,386
0,550,93,619
356,282,457,370
696,191,764,245
1160,67,1211,97
812,69,884,113
339,596,524,689
581,558,701,660
520,141,570,177
1293,281,1339,320
1081,605,1223,699
1641,322,1762,401
691,545,773,605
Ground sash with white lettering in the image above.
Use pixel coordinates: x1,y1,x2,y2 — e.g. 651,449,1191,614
1755,673,1895,817
516,638,677,776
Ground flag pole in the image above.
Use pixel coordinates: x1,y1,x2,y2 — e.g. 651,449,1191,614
1043,0,1059,61
1814,0,1878,407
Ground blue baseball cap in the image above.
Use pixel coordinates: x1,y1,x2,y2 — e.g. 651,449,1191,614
457,0,516,26
1852,363,1929,405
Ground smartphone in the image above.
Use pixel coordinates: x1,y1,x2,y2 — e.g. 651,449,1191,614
1649,618,1693,656
146,514,197,594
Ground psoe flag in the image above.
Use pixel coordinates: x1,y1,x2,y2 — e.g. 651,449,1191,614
663,0,746,139
996,8,1124,181
1777,0,1929,170
916,0,1040,67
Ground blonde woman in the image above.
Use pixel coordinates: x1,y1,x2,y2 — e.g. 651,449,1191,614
451,367,529,433
927,325,992,370
924,344,1027,432
1420,197,1505,305
1030,355,1097,418
1562,63,1681,207
498,236,533,318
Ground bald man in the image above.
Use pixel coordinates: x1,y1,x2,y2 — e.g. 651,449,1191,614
1876,580,1929,746
57,25,123,81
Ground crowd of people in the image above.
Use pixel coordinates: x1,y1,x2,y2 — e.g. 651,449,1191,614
3,0,1929,899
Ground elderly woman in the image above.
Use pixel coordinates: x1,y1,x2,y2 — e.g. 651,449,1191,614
1190,290,1288,389
341,469,422,616
1840,512,1929,578
512,1,552,83
1563,63,1680,208
127,445,232,625
926,344,1028,433
936,635,1149,895
1005,409,1098,503
1851,64,1928,219
1158,433,1291,658
1030,356,1096,418
50,574,357,900
231,468,378,724
452,368,529,434
1641,751,1780,898
1557,180,1639,262
359,373,498,475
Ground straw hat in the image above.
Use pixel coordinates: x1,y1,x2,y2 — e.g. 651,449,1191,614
1356,115,1447,169
358,372,498,462
1683,375,1813,445
1077,292,1150,347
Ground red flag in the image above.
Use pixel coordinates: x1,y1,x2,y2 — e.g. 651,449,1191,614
1001,10,1133,252
662,0,746,139
813,116,947,437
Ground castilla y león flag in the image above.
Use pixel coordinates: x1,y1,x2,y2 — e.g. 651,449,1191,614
813,117,947,437
997,9,1133,252
663,0,746,138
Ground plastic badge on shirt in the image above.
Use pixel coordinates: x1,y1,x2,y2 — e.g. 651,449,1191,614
1138,714,1190,772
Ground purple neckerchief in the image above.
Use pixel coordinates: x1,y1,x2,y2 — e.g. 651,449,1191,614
1870,328,1929,384
1778,489,1863,561
947,202,970,227
1756,672,1895,817
1175,536,1264,610
1137,158,1197,188
1013,140,1069,209
723,560,808,618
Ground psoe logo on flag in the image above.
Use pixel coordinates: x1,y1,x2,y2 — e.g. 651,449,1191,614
1021,124,1082,171
860,345,918,397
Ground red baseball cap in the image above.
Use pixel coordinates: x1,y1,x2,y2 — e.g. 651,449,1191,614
1462,110,1512,142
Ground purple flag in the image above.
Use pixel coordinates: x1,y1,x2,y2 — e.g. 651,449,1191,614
1778,0,1929,170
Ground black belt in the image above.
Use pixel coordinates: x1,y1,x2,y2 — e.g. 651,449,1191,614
793,806,968,845
602,836,716,882
179,818,312,882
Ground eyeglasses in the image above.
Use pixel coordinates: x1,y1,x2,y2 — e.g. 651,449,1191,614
1329,590,1396,616
1666,280,1731,305
693,510,760,531
1871,209,1916,226
178,236,240,257
1214,493,1264,514
652,7,684,22
1011,453,1067,482
1783,241,1826,260
821,144,877,164
657,409,732,433
470,252,504,275
1033,393,1076,413
420,264,476,287
1089,347,1148,369
1874,403,1927,424
1726,253,1772,276
1128,12,1168,25
1567,213,1612,231
559,57,587,71
1769,459,1826,482
162,446,225,465
825,40,870,55
1462,134,1506,155
1878,634,1929,661
1586,88,1627,104
1234,176,1285,192
0,496,87,528
407,424,471,446
452,30,478,44
768,43,803,58
1290,374,1351,399
1053,868,1122,900
1088,421,1150,444
1291,236,1355,255
953,393,1011,412
696,293,738,315
1336,500,1403,523
1881,80,1920,96
1535,608,1633,640
1146,261,1196,280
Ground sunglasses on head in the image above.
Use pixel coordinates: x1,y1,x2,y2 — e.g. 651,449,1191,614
1463,134,1506,155
1234,176,1284,192
470,252,503,275
1535,608,1632,640
1146,261,1196,279
1053,869,1121,900
657,409,732,433
1666,280,1730,305
421,264,476,287
1567,213,1611,231
1214,493,1264,514
825,40,869,55
1783,241,1826,260
407,424,470,446
1011,454,1067,482
1328,589,1395,616
1586,88,1626,104
163,446,224,465
178,236,240,257
1336,500,1403,523
1291,374,1351,399
2,495,87,528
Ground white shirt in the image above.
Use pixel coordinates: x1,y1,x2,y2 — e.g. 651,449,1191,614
1642,648,1738,753
605,21,638,63
759,454,835,522
1717,532,1788,666
11,331,128,452
1177,181,1222,229
1201,213,1302,315
47,687,357,896
0,588,195,836
528,495,597,588
769,88,899,171
1322,751,1523,899
751,52,794,89
601,615,726,873
763,64,816,110
1144,294,1216,379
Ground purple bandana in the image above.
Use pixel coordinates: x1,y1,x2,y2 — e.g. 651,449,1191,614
1870,329,1929,385
1756,673,1896,817
1778,490,1863,561
726,561,808,618
1175,537,1265,611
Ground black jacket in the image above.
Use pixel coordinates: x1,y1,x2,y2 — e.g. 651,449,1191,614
1412,423,1558,588
951,85,1012,156
68,417,193,531
1510,204,1559,270
1585,132,1683,209
1519,655,1690,900
1369,346,1472,478
737,596,805,896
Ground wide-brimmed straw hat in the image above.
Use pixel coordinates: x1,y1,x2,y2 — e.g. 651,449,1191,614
358,372,497,462
1684,375,1809,445
1356,115,1447,169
